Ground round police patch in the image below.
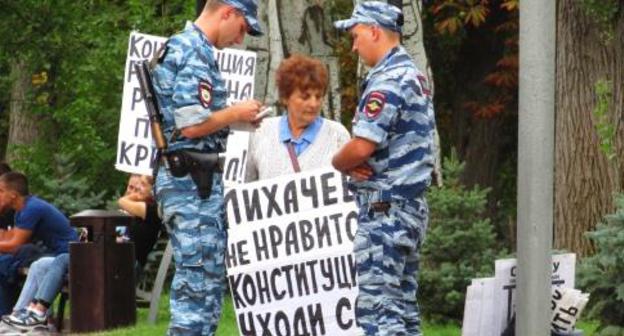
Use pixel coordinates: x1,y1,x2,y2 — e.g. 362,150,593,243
364,91,386,119
198,80,212,108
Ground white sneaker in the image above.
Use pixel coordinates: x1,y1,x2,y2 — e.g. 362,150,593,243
4,310,47,331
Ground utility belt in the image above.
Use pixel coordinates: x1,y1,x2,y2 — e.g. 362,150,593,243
164,149,225,199
356,190,426,215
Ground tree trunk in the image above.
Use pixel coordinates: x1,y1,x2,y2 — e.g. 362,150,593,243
401,0,442,185
462,115,505,188
554,2,624,257
6,60,40,162
434,10,519,244
246,0,440,180
247,0,433,117
402,0,434,94
246,0,341,120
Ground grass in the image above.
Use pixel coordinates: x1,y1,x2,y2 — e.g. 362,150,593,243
82,293,462,336
576,321,599,335
80,294,600,336
81,295,244,336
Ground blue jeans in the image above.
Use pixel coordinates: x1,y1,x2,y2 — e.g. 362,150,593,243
0,244,46,315
14,253,69,311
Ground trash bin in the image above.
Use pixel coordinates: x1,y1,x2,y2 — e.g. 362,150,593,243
69,210,136,333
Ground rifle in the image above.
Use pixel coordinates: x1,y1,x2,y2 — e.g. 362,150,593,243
134,61,168,172
133,60,223,199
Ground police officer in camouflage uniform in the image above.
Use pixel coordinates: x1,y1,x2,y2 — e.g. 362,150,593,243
151,0,263,334
332,2,437,335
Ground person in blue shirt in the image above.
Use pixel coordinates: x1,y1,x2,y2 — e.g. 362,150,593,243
151,0,263,334
0,172,76,256
0,172,77,315
332,2,437,335
245,54,350,181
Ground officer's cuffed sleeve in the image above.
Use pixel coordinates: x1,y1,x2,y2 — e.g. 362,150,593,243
352,88,402,144
173,105,207,129
171,48,216,129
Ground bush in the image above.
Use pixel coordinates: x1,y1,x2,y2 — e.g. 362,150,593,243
1,2,194,213
419,152,500,322
20,152,107,216
577,194,624,336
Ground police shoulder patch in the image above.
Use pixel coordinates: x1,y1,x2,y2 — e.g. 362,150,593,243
198,80,212,108
364,91,386,119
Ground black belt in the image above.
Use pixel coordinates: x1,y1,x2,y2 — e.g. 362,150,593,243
368,201,391,216
165,150,224,199
369,201,391,213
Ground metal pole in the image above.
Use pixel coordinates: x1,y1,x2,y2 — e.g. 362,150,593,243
517,0,556,335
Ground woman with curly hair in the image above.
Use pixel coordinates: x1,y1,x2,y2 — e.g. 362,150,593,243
246,54,350,181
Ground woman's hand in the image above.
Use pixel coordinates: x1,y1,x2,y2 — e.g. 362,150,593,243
118,194,148,219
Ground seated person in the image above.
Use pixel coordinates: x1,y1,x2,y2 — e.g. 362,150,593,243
0,172,77,315
245,54,350,181
1,253,69,332
118,174,162,270
0,175,161,332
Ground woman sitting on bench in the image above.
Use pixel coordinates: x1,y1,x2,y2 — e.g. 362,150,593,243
118,174,164,273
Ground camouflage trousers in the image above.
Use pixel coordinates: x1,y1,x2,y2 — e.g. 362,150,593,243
156,170,226,336
353,197,428,336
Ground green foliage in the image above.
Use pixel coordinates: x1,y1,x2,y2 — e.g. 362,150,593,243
578,194,624,335
0,1,194,203
578,0,621,43
419,152,500,322
423,0,520,255
592,79,616,161
15,152,106,216
93,294,463,336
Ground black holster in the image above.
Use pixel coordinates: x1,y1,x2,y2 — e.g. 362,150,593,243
166,150,223,199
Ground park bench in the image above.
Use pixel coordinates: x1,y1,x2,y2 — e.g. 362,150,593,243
12,211,174,332
135,239,173,324
21,239,172,332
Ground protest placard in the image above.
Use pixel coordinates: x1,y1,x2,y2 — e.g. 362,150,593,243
462,253,577,335
115,31,256,185
225,167,361,336
115,32,167,175
494,253,576,331
462,278,498,336
550,287,589,334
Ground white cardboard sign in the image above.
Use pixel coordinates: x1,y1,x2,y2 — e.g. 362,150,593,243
115,31,256,187
225,168,362,336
